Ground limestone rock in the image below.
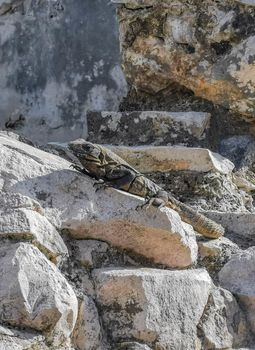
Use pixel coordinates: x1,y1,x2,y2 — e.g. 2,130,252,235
0,327,49,350
198,237,240,260
219,247,255,335
0,191,43,213
0,208,68,260
87,111,210,145
116,343,152,350
198,287,249,349
72,296,104,350
205,211,255,245
0,242,78,346
73,240,109,268
0,134,198,268
109,145,234,174
115,0,255,120
93,268,212,349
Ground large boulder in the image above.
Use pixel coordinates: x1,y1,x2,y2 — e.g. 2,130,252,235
93,268,212,349
113,0,255,120
0,133,198,268
0,242,78,346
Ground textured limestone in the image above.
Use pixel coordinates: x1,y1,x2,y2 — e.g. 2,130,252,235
87,111,210,145
0,191,43,213
116,343,152,350
0,133,198,268
115,0,255,120
109,145,235,174
205,211,255,242
72,296,103,350
0,208,68,260
198,287,249,349
72,240,109,267
94,268,212,349
198,237,240,260
219,247,255,334
0,242,78,346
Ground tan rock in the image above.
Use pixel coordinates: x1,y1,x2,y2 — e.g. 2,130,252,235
109,145,234,174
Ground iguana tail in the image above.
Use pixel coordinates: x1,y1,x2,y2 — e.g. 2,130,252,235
167,194,224,238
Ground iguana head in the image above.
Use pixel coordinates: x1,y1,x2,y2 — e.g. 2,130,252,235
68,139,101,162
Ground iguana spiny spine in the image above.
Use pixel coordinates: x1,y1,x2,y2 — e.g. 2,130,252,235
68,140,224,239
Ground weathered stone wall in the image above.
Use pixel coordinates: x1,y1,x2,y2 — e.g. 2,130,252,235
0,0,127,143
114,0,255,123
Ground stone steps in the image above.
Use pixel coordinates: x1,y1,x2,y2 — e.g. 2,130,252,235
87,110,210,146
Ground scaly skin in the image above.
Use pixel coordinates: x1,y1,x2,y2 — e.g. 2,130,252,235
68,140,224,239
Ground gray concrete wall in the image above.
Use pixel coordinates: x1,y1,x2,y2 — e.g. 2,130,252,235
0,0,127,144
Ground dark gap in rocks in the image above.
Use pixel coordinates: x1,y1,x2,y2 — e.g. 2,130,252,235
210,41,232,56
177,43,196,54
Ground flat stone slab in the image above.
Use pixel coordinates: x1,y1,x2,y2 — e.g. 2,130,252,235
109,145,234,174
93,268,212,349
87,111,210,145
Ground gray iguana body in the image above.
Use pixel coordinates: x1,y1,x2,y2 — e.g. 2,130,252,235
68,140,224,239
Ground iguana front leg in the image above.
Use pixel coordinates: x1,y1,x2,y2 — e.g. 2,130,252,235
69,164,99,180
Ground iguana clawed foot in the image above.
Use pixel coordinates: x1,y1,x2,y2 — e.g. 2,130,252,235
70,164,84,173
93,180,110,192
136,196,167,211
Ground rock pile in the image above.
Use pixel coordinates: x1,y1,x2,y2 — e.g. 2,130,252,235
0,130,255,349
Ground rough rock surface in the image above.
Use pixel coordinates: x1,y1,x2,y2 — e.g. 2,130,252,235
114,0,255,120
94,268,212,349
219,247,255,334
0,208,68,260
198,287,250,349
109,145,234,174
87,110,211,145
0,242,78,346
72,296,104,350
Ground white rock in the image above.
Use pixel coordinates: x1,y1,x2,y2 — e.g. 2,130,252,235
235,0,255,5
72,296,103,350
0,242,78,346
0,208,68,261
205,211,255,240
0,327,49,350
93,268,212,349
198,237,239,259
116,343,152,350
0,134,198,268
199,287,249,349
219,247,255,334
0,191,43,213
109,145,234,174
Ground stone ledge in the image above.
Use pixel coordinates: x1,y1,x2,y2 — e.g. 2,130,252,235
108,145,234,174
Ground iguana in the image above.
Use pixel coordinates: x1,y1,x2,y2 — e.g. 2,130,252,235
68,139,224,239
